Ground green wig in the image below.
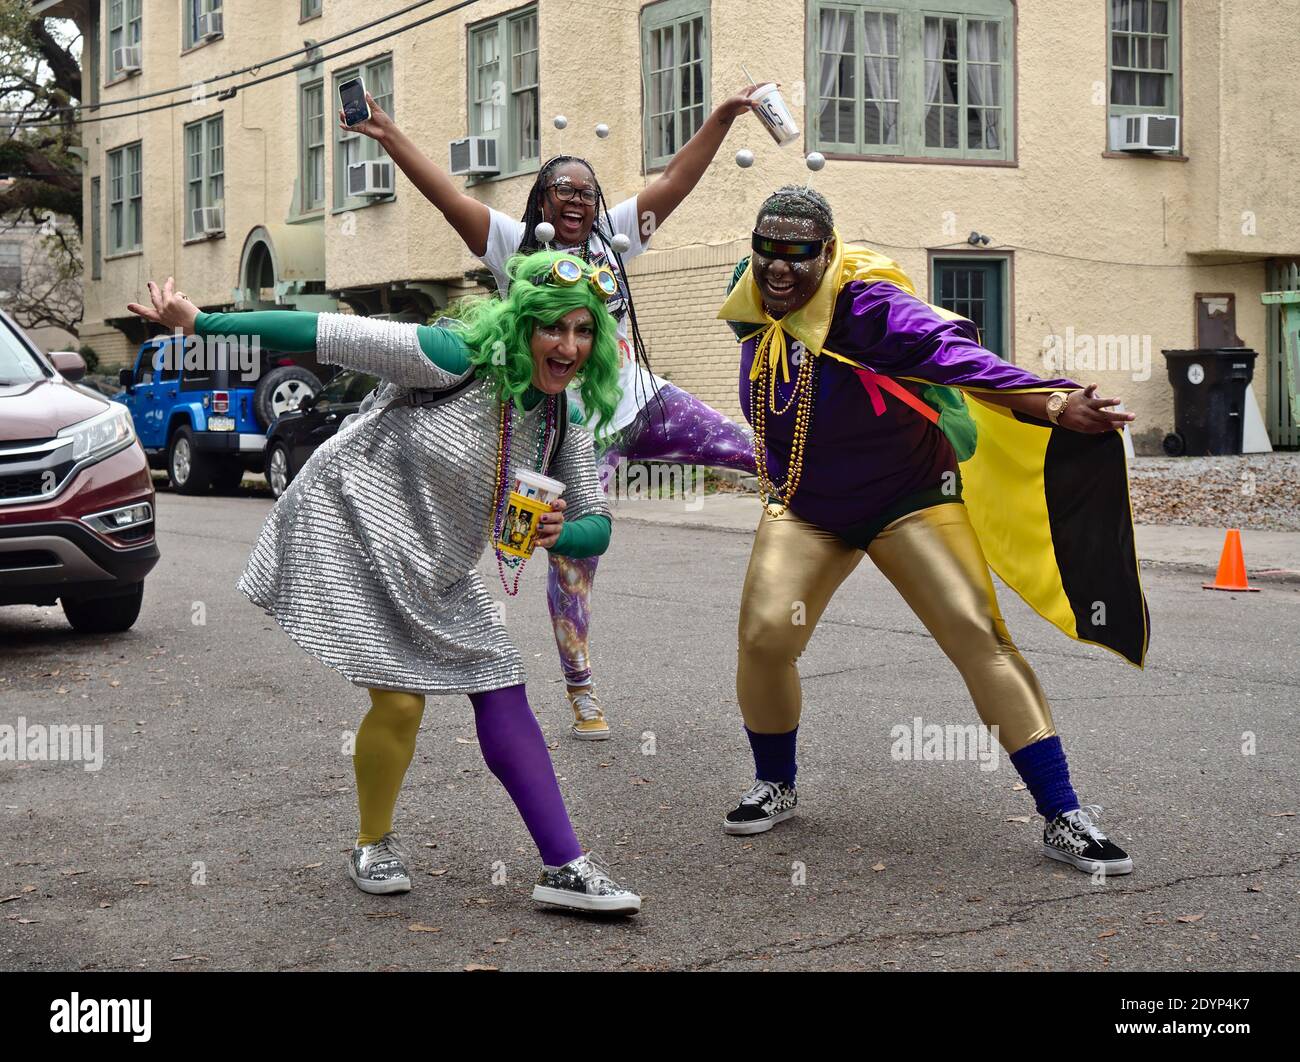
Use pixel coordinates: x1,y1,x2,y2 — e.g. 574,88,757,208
454,249,623,440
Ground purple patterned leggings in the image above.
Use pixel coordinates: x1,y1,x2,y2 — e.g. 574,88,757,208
546,383,756,687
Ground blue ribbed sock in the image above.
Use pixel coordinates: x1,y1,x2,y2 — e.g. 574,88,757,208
745,726,798,786
1009,735,1079,820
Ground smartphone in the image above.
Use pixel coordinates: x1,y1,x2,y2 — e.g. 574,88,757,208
339,77,370,127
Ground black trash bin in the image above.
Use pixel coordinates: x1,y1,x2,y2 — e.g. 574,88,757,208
1160,347,1258,456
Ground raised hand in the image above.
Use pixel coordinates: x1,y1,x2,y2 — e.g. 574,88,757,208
1058,383,1137,433
716,83,766,125
126,277,199,334
338,90,394,144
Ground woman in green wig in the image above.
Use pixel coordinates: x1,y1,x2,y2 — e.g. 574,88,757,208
127,250,642,916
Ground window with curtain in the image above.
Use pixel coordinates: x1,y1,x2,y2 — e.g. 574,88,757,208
333,56,395,209
468,5,540,176
184,0,223,50
1108,0,1179,113
107,141,142,253
810,1,1013,161
107,0,142,76
183,116,223,237
300,81,325,211
640,0,710,170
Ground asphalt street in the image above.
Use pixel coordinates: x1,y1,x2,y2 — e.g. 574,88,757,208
2,487,1297,971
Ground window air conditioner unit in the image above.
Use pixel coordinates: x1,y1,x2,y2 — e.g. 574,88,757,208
113,45,141,73
448,136,499,176
348,160,395,198
192,206,224,236
198,11,223,40
1109,113,1179,152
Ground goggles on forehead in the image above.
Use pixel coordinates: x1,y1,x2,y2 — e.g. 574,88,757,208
751,231,827,262
532,255,619,301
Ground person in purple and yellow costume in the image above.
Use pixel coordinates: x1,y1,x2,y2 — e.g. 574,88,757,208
717,186,1149,877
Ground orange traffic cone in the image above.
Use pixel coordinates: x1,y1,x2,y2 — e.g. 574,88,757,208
1202,529,1260,592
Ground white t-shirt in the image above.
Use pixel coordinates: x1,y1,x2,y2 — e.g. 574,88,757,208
479,197,667,433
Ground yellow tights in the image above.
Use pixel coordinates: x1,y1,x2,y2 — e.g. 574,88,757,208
354,689,425,846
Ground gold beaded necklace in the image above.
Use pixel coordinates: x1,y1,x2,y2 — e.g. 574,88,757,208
749,326,819,518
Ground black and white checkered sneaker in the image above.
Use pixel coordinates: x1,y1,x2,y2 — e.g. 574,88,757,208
723,779,798,836
1043,804,1133,875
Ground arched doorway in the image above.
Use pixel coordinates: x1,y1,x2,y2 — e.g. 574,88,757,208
237,228,279,310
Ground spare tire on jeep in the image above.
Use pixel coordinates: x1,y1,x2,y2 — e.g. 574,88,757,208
254,366,322,429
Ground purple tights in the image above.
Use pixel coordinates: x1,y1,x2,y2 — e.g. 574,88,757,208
470,684,582,868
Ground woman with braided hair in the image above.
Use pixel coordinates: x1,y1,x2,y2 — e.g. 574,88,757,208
127,251,642,915
717,185,1148,877
345,89,761,740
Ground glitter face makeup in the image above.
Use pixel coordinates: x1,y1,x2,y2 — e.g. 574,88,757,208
751,215,835,316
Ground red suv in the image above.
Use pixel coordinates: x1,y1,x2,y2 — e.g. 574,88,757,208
0,310,158,632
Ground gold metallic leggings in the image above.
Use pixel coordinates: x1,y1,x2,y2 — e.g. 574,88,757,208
736,502,1055,754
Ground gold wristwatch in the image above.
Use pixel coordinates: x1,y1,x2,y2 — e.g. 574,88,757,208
1046,390,1071,425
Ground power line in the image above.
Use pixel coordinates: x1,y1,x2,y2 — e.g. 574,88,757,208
7,0,481,130
0,0,448,118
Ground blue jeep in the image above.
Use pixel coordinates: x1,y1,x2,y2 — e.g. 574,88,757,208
114,334,325,493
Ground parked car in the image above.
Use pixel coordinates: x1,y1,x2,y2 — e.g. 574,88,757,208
0,310,158,633
114,335,326,494
263,369,379,498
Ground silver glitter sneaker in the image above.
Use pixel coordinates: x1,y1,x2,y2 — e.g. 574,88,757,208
532,853,641,915
347,831,412,895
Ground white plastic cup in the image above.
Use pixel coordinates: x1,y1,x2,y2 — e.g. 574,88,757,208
513,469,565,504
752,83,800,147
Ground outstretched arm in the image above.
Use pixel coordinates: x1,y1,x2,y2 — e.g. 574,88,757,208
127,278,473,390
344,92,491,256
637,84,762,233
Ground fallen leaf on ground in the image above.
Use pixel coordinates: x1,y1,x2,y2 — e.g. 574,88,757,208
169,954,194,961
1266,811,1295,818
1006,816,1032,824
454,737,475,745
493,938,508,944
1098,930,1117,939
407,923,442,933
872,862,886,872
1176,913,1206,924
16,918,41,924
363,912,402,920
428,869,448,877
630,777,651,786
98,902,112,909
21,886,36,894
1011,783,1027,791
0,896,20,904
1247,886,1263,893
302,862,323,870
464,964,498,972
131,880,152,887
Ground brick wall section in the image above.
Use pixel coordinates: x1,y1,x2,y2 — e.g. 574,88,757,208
625,238,751,422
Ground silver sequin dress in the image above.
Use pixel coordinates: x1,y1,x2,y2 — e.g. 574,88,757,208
235,313,610,695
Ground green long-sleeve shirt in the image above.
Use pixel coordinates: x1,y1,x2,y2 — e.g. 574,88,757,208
195,310,609,558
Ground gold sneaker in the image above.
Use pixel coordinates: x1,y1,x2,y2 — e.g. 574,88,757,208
568,687,610,741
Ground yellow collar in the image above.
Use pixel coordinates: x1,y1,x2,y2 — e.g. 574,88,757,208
717,230,919,385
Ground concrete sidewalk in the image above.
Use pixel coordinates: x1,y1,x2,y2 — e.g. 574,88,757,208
610,493,1300,581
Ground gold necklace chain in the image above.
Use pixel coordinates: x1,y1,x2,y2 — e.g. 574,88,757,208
750,346,818,518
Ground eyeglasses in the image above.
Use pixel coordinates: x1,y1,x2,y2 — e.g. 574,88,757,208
548,182,599,206
534,255,619,302
751,231,827,262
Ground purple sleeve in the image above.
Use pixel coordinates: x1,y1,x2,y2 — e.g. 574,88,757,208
837,281,1079,391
